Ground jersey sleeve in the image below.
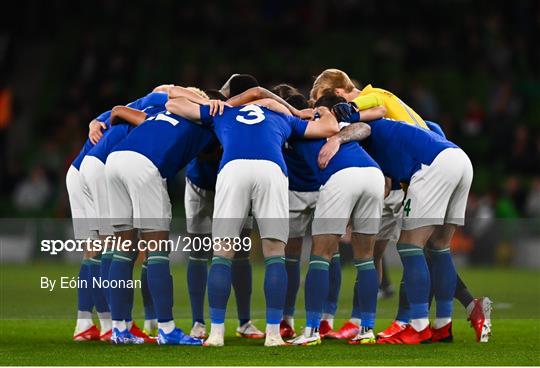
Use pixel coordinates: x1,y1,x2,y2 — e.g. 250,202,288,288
425,120,446,138
128,92,168,110
198,104,214,127
352,93,384,111
286,115,309,137
95,110,111,123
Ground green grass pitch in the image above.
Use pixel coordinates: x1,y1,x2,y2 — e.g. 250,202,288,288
1,263,539,365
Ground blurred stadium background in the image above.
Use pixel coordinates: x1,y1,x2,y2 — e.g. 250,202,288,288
0,0,539,269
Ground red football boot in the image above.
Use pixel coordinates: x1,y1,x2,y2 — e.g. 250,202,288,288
378,325,432,344
319,320,335,338
99,329,112,342
280,320,296,339
130,322,156,343
326,321,360,339
432,322,453,343
468,297,492,342
377,321,407,339
73,325,100,341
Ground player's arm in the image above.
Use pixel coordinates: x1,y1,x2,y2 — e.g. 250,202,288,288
317,122,372,169
303,106,340,138
110,106,147,126
250,98,292,115
153,84,174,93
358,106,386,121
334,102,386,123
352,93,384,111
165,96,204,122
168,86,209,104
227,86,313,119
166,96,229,121
152,84,217,107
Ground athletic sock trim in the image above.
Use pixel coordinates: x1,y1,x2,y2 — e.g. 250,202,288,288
264,256,285,266
147,255,170,264
353,258,375,271
397,243,424,257
212,256,232,267
428,247,451,254
112,254,133,263
309,255,329,270
189,256,209,262
285,258,300,262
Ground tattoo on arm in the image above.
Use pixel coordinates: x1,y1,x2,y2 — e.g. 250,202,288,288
335,123,371,144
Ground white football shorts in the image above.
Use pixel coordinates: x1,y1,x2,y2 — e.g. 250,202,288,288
66,165,98,240
401,148,473,230
79,155,114,236
288,190,319,238
376,189,404,242
106,151,171,232
212,159,288,242
312,166,385,236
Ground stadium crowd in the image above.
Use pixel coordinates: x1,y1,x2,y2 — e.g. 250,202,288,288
1,0,539,260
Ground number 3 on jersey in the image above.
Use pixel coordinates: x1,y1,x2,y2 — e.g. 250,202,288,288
236,105,265,125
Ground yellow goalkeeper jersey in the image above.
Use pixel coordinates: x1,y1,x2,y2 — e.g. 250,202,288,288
352,84,428,129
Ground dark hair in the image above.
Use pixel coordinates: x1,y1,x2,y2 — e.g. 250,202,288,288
314,92,346,109
286,94,309,110
272,83,300,100
229,74,259,96
205,89,227,101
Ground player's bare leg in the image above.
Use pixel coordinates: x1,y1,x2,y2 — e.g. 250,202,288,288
373,239,388,284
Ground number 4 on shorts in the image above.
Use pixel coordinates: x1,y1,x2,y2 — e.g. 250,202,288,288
404,198,412,217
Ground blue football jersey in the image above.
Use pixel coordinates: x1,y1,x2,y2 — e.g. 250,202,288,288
71,92,168,169
199,104,308,175
292,138,380,185
283,141,321,192
425,120,446,138
87,105,166,164
185,141,220,191
111,110,215,179
72,139,94,170
362,118,458,184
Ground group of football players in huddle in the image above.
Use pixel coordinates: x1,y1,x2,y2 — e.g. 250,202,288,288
67,69,492,347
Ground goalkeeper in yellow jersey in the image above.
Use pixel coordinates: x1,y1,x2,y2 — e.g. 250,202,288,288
310,68,427,129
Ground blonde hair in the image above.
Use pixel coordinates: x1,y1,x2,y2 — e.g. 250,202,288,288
186,86,209,99
310,68,355,100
